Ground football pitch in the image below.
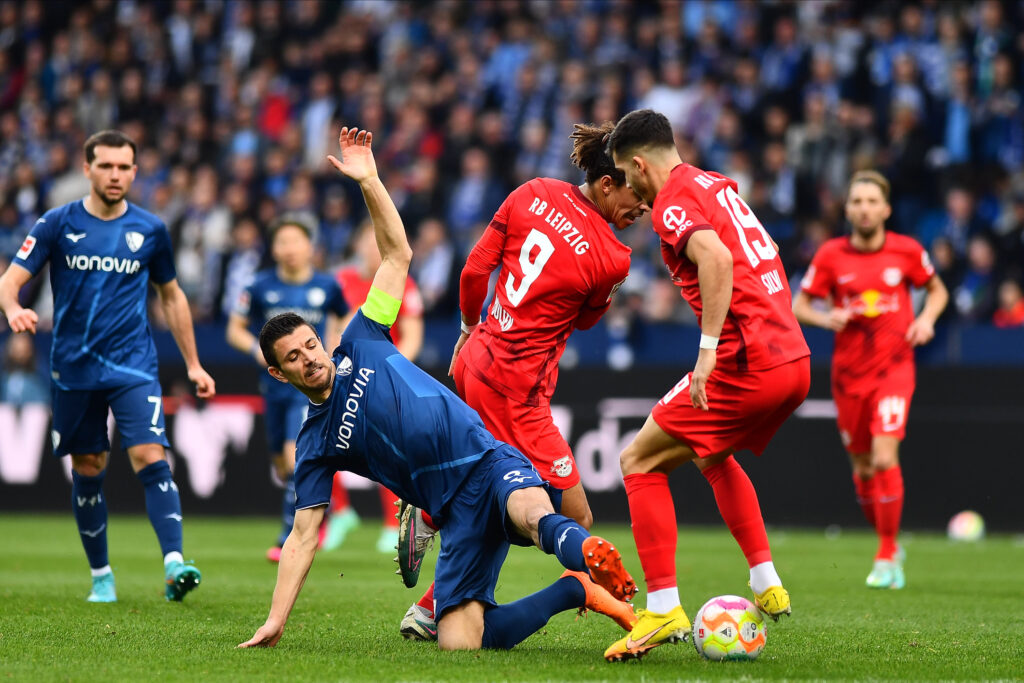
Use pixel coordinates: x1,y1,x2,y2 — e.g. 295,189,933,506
1,514,1021,681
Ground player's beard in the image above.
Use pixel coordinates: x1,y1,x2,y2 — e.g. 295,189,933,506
95,184,125,206
853,220,882,241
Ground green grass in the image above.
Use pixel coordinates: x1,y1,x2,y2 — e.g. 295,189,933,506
0,514,1022,682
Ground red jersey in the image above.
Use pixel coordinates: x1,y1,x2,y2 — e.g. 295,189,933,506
335,266,423,348
460,178,632,405
653,164,809,372
800,232,935,395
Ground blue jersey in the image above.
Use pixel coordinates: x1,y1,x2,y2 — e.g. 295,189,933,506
14,200,176,390
293,310,499,525
235,269,349,400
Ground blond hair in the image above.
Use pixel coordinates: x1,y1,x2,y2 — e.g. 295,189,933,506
848,170,890,202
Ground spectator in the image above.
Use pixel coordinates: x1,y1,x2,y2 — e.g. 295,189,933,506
1,333,48,405
953,235,999,321
993,277,1024,327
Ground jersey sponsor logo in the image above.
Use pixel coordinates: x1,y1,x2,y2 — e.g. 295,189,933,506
65,232,87,243
662,206,693,237
265,307,325,324
336,356,353,376
846,289,899,318
307,287,326,307
882,267,902,287
551,455,573,478
490,298,514,332
64,254,142,274
335,367,376,451
16,236,36,260
125,231,145,252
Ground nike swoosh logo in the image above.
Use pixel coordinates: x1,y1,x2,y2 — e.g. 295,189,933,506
625,623,667,650
838,274,857,284
416,620,437,636
81,524,106,538
165,513,183,521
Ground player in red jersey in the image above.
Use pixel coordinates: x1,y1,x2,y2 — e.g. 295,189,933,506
396,122,649,641
793,170,948,590
601,109,811,661
325,221,426,554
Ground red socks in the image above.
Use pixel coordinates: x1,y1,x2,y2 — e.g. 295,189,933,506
701,456,772,567
330,472,349,512
623,472,678,591
873,465,904,560
417,582,435,616
852,472,878,527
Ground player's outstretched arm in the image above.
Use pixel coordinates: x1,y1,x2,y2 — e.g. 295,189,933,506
153,278,216,398
239,505,325,648
684,230,733,411
0,263,39,334
327,127,412,304
227,312,267,367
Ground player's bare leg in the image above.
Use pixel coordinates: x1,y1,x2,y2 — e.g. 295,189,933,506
558,482,594,530
437,600,485,650
860,436,905,589
128,442,200,600
70,451,116,602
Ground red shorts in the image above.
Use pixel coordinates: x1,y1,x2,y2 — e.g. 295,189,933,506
651,357,811,458
833,378,915,453
453,353,578,490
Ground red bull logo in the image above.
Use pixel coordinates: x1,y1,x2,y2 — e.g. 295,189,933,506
845,289,900,318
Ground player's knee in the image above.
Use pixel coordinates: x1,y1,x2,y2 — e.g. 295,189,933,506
437,603,484,650
71,453,108,477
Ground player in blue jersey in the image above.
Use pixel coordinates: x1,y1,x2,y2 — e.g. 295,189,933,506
239,127,638,652
226,214,349,562
0,130,215,603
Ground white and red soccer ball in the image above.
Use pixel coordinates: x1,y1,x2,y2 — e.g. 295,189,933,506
692,595,767,661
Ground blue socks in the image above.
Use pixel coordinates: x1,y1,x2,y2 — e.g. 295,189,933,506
137,460,183,556
537,514,588,572
277,475,296,547
72,471,109,569
481,576,585,649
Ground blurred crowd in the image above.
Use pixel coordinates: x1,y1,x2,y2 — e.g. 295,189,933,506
1,0,1023,332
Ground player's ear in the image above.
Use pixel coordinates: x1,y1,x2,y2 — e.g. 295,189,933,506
600,174,615,195
882,202,892,221
631,155,645,174
267,366,290,384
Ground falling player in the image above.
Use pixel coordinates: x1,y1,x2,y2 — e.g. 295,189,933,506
239,125,637,652
793,170,948,589
602,109,811,661
0,130,215,602
395,121,649,641
226,214,348,562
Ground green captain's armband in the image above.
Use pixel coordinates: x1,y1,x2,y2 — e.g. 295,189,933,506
362,286,401,327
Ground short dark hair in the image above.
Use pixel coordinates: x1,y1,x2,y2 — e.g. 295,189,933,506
605,109,675,160
259,312,316,367
569,122,626,185
269,211,318,243
84,130,137,164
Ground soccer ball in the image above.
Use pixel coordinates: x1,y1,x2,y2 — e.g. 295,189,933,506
692,595,766,661
947,510,985,542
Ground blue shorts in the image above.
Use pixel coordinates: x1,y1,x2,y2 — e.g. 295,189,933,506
433,445,552,621
264,395,308,454
51,379,170,457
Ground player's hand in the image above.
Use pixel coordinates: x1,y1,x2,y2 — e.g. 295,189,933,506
238,619,284,648
448,331,470,377
188,366,216,398
327,127,378,184
905,316,935,347
825,308,852,331
6,307,39,334
690,348,716,411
